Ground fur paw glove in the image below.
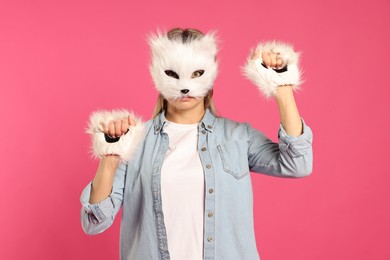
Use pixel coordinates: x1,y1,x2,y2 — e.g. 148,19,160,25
86,109,145,161
243,41,302,98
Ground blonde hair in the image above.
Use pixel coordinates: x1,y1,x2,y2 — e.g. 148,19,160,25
151,28,218,118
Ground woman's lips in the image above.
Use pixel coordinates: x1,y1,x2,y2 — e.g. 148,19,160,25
179,96,194,102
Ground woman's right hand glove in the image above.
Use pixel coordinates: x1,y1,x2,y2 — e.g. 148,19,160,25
86,109,145,161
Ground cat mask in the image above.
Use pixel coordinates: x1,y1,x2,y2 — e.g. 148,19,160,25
149,31,219,100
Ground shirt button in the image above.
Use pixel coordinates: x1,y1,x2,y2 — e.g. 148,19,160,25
201,147,207,152
207,236,213,242
206,164,212,169
208,188,214,194
201,130,206,134
208,211,214,218
156,127,161,132
207,125,213,129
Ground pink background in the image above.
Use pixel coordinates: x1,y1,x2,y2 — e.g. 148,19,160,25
1,0,389,259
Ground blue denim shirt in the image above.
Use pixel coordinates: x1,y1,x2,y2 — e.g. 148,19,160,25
80,109,313,260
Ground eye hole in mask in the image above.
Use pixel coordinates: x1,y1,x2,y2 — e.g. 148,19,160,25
191,70,205,79
164,70,179,79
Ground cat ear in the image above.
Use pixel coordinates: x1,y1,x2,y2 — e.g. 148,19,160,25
196,32,219,57
148,32,172,58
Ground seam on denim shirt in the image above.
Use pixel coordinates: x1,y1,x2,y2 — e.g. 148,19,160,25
87,212,99,224
152,132,170,260
278,118,313,157
279,142,302,158
90,204,106,222
217,144,250,180
89,196,114,223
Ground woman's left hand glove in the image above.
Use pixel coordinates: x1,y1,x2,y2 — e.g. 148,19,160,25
243,41,302,98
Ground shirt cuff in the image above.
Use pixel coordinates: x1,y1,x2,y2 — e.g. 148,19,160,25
278,118,313,157
80,182,115,223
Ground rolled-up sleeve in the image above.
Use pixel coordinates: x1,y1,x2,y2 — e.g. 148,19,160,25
248,118,313,177
80,162,127,234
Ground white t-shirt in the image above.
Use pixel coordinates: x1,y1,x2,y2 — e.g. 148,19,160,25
160,120,205,260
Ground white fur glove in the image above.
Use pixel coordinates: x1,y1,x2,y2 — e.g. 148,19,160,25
243,41,302,98
86,109,145,161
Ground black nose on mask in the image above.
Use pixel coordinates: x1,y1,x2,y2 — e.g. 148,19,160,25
180,89,190,94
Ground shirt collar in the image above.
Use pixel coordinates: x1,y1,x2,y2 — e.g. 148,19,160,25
153,108,216,134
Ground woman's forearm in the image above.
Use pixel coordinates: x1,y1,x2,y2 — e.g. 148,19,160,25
89,155,120,204
275,86,303,137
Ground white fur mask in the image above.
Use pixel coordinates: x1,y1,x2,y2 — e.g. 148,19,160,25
149,31,219,100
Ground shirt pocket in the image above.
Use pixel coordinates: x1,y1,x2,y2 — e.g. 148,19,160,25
217,140,250,180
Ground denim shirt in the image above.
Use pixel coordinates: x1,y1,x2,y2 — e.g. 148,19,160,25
80,109,313,260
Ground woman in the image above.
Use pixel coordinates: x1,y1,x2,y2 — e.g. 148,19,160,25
80,28,313,260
